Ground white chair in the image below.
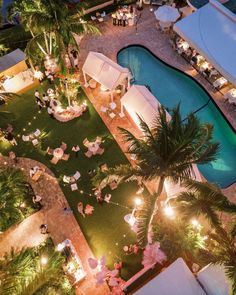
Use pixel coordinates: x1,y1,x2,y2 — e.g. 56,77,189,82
109,112,116,119
22,135,30,141
73,171,81,180
71,183,78,191
63,175,71,183
32,139,39,146
109,102,117,110
34,129,41,137
91,16,96,21
98,17,104,22
101,11,106,17
100,106,108,113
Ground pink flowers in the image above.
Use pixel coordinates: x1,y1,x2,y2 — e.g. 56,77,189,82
142,242,167,268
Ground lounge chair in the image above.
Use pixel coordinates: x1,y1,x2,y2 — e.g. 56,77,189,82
50,157,59,165
62,154,70,161
85,150,93,158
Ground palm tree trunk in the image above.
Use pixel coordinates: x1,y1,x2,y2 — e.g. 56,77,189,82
147,176,165,244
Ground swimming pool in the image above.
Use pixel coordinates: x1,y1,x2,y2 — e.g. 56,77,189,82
117,45,236,188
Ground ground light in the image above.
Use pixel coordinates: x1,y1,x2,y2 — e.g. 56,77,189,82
40,256,48,265
164,205,175,219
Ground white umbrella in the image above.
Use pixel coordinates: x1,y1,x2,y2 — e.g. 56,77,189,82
154,5,180,23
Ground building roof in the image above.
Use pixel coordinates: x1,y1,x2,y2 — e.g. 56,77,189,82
82,51,129,90
0,49,26,73
174,0,236,85
135,258,206,295
121,85,171,129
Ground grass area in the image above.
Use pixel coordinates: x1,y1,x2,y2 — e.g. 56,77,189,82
0,83,142,280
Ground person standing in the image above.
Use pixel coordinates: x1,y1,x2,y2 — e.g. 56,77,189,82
42,94,50,107
72,145,80,157
35,90,43,110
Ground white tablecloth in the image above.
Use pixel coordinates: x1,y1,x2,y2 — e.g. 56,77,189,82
224,88,236,104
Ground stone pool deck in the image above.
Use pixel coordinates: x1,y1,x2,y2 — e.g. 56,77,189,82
0,156,109,295
79,6,236,202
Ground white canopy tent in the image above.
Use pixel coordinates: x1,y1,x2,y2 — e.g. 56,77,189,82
197,264,231,295
135,258,206,295
82,51,130,100
174,0,236,86
120,85,171,129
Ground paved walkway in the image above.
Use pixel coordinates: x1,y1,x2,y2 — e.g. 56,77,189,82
79,6,236,199
0,156,109,295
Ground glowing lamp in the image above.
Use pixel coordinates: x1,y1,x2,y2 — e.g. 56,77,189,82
164,206,175,218
41,256,48,265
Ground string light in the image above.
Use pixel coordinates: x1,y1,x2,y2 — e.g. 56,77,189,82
164,205,175,219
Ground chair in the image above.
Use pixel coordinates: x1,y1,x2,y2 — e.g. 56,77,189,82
34,129,41,137
62,154,70,161
83,138,90,147
109,112,116,119
109,102,117,110
98,17,104,22
32,139,39,146
71,183,78,191
46,147,54,155
85,150,93,158
91,16,97,21
95,136,102,144
100,106,108,113
22,135,30,141
97,147,104,155
100,163,108,172
109,181,118,190
60,142,67,151
73,171,81,180
32,170,43,181
63,175,71,183
101,11,106,17
50,157,59,165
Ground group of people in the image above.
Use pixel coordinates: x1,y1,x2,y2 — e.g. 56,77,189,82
77,202,94,217
34,88,59,118
112,5,135,27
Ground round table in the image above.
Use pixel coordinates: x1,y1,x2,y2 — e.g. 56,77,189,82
53,148,64,159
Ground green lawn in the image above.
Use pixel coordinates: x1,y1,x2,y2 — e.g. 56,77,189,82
0,83,142,280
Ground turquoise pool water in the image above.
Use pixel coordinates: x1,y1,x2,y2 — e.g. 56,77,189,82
117,46,236,188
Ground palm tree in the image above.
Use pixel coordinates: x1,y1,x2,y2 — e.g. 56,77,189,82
93,105,219,243
171,179,236,233
0,167,35,231
0,242,73,295
9,0,99,70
